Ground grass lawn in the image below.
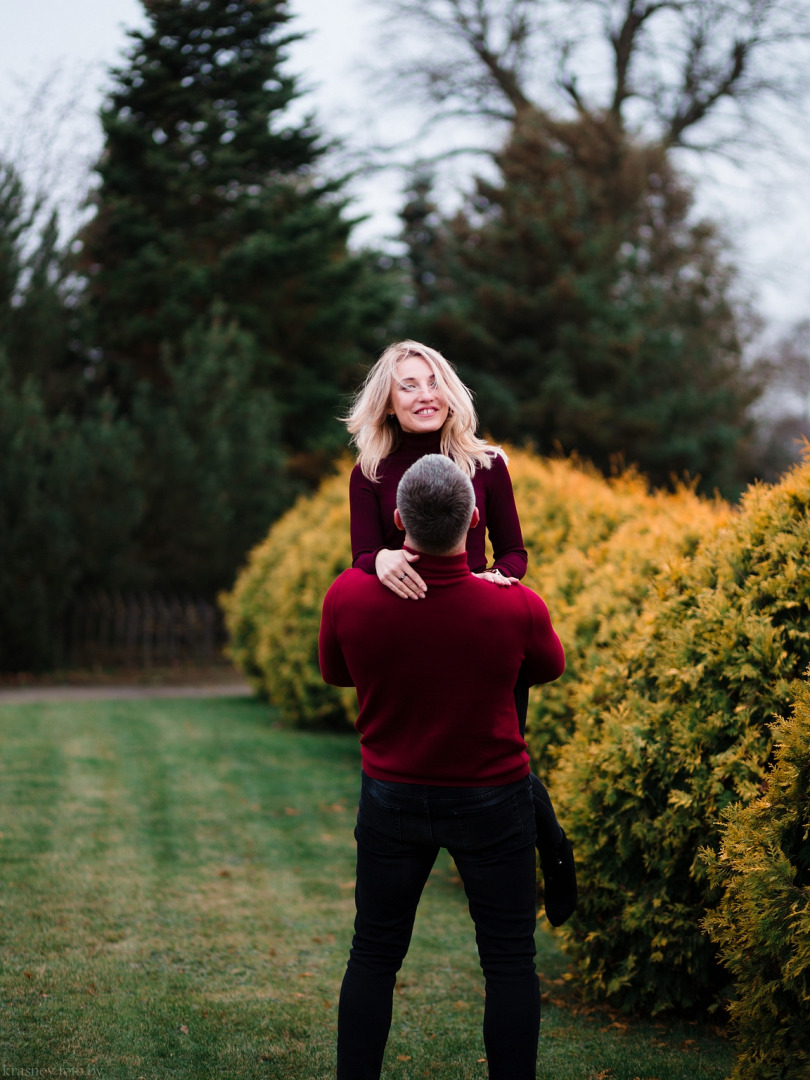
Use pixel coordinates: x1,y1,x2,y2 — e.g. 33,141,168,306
0,695,733,1079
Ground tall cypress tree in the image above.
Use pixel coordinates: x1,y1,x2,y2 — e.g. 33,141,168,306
79,0,395,457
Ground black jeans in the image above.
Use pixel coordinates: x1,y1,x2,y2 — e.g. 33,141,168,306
337,772,540,1080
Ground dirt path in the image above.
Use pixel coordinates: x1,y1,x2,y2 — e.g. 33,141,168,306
0,680,253,706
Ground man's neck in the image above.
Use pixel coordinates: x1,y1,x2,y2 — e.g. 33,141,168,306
403,534,466,558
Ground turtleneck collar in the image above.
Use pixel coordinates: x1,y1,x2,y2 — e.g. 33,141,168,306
396,428,443,456
402,545,470,584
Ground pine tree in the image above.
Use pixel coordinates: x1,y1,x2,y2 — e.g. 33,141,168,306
403,113,761,495
79,0,395,457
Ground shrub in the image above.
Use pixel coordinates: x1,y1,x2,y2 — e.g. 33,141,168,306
553,455,810,1014
221,459,354,728
702,676,810,1080
510,454,728,764
223,450,725,754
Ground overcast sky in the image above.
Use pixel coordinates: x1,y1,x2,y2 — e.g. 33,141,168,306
1,0,808,338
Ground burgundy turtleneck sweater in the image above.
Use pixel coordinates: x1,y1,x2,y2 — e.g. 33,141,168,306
349,430,528,578
319,549,565,786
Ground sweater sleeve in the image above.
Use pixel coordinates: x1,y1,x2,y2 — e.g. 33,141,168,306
487,454,528,580
520,588,566,687
318,576,354,687
349,464,385,575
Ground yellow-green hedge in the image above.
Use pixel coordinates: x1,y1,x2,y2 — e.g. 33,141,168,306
702,676,810,1080
512,455,729,764
222,459,355,729
552,456,810,1014
222,450,725,753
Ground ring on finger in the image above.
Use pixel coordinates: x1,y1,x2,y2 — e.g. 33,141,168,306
399,572,407,581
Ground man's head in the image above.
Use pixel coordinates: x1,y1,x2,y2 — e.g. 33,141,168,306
394,454,478,556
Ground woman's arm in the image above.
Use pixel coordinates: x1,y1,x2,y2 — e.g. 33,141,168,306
349,465,427,599
349,465,385,574
486,453,528,580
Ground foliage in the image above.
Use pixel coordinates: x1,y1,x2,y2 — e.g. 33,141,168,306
553,454,810,1014
79,0,397,462
702,677,810,1080
399,114,761,496
0,159,82,413
0,351,143,671
129,315,291,595
221,458,355,727
510,454,730,765
0,158,145,671
222,450,726,743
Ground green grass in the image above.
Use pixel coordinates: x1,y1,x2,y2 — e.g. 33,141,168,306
0,696,733,1079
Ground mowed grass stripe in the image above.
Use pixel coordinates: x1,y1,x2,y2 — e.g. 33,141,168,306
0,696,733,1079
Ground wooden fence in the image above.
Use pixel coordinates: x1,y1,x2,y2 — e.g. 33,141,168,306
60,591,227,670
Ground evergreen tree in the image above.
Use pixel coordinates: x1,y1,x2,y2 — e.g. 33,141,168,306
0,161,82,414
403,114,761,495
0,351,144,671
130,315,290,594
79,0,395,458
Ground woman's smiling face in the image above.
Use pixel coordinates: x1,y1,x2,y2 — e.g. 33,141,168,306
389,356,449,434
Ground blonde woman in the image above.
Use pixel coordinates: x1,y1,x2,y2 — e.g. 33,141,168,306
344,340,577,926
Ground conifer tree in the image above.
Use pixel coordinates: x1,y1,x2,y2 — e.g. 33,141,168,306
80,0,395,457
403,114,761,495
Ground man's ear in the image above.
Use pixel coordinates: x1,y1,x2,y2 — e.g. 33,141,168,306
394,508,405,532
469,507,480,529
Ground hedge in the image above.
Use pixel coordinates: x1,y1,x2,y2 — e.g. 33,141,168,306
511,454,728,763
222,451,724,746
221,459,354,729
702,676,810,1079
553,455,810,1014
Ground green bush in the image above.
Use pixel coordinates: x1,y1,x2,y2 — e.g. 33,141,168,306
553,455,810,1014
702,677,810,1080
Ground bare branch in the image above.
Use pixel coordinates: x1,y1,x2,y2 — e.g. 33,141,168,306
367,0,810,155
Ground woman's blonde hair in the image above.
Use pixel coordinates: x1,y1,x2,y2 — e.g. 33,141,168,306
344,340,501,481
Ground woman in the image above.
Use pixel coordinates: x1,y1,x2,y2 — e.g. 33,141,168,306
344,340,576,926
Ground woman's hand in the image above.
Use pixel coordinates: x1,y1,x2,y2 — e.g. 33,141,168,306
474,569,519,587
375,548,426,599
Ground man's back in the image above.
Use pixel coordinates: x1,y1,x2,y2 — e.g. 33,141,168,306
319,548,564,786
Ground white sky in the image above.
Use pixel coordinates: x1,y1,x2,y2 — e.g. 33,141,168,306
0,0,808,339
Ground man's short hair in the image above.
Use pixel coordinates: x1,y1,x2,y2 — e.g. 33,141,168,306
396,454,475,555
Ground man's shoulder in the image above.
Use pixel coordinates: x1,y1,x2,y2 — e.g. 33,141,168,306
326,567,384,603
467,577,545,615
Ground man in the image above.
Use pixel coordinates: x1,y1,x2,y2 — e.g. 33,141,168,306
318,454,565,1080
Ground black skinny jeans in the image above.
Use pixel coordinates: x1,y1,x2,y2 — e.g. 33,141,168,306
337,772,540,1080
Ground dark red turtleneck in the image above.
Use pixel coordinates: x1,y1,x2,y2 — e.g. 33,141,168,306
319,549,565,786
349,430,528,579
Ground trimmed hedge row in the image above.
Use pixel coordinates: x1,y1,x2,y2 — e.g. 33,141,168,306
703,676,810,1080
222,447,810,1027
553,456,810,1013
511,455,728,763
222,451,723,748
221,459,354,729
